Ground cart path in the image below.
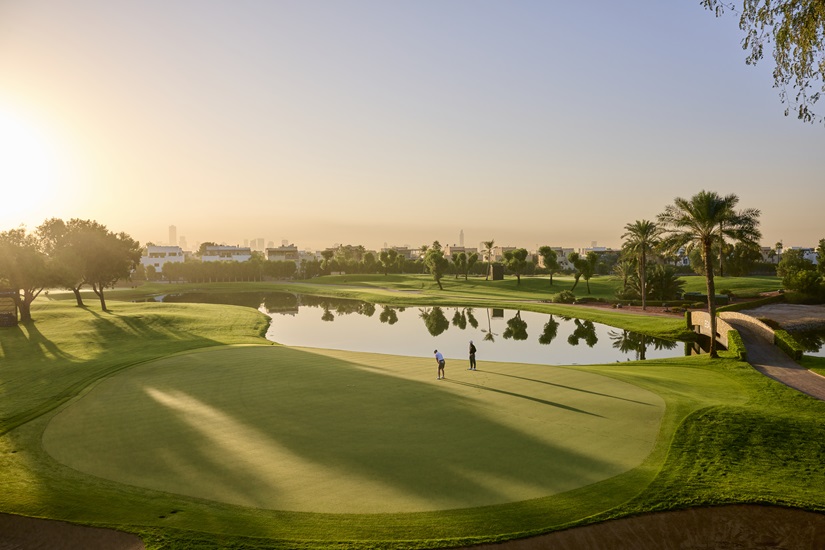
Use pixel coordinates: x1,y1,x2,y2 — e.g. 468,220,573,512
725,317,825,401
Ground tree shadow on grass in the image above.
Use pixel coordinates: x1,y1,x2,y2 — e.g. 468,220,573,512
42,346,662,515
485,371,658,407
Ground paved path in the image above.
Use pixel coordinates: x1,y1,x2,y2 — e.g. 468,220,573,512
725,318,825,401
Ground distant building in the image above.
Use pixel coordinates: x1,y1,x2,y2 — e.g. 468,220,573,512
202,245,252,262
141,245,185,271
168,225,177,247
267,244,299,263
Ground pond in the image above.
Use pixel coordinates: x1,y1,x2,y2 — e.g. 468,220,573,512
792,329,825,358
148,291,686,365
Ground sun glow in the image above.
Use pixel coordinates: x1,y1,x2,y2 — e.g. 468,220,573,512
0,106,62,223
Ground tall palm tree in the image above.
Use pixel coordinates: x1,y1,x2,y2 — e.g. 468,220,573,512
621,220,662,310
657,190,761,358
482,239,495,281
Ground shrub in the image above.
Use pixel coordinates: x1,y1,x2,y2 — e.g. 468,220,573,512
727,330,747,361
554,290,576,304
774,330,804,360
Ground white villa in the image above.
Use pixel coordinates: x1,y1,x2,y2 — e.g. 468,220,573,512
266,244,299,263
202,245,252,262
141,245,185,272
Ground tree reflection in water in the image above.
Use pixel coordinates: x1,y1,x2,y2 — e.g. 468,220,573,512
503,311,528,341
153,291,687,362
567,319,598,347
538,315,560,345
379,305,399,325
419,307,450,336
609,329,679,361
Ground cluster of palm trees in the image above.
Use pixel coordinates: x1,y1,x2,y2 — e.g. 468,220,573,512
622,190,762,358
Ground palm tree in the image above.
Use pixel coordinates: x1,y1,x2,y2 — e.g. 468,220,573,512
621,220,662,310
657,191,761,358
482,239,495,280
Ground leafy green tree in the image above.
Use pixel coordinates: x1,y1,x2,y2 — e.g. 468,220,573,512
568,252,583,291
320,249,335,273
0,227,54,322
502,248,529,285
196,242,218,256
465,252,479,280
613,259,636,300
777,248,821,292
423,242,449,290
817,239,825,276
580,251,599,294
451,252,467,279
621,220,662,310
725,241,764,276
702,0,825,123
646,264,686,301
658,190,762,358
36,218,87,306
77,225,142,311
482,239,495,281
379,249,398,276
362,252,377,274
537,246,561,285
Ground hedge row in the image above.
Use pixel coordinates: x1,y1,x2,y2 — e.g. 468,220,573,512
727,330,747,361
774,329,804,360
717,293,786,313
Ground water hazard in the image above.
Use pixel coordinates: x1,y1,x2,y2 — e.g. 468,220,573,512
148,291,686,365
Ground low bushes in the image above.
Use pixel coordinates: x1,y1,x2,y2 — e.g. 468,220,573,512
774,329,804,360
727,330,747,361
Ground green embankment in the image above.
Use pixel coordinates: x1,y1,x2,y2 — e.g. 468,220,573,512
2,274,822,549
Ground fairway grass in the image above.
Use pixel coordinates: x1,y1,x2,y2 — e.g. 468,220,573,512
42,346,664,513
2,286,825,549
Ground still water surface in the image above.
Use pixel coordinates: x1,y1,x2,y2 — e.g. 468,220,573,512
151,291,686,365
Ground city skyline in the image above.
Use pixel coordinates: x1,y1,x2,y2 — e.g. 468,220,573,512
1,1,823,251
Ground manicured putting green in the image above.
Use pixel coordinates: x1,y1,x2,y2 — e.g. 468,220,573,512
43,346,664,514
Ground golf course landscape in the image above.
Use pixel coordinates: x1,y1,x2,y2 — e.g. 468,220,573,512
2,274,825,549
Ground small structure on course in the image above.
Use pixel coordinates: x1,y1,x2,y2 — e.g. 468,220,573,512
0,289,17,326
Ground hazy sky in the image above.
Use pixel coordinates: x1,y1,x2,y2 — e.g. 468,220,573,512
1,0,823,252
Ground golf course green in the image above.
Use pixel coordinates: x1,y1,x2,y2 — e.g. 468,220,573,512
43,345,664,513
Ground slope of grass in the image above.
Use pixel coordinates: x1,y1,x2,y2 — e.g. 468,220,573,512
678,275,782,297
2,278,823,549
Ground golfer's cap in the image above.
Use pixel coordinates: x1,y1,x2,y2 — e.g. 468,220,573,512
433,349,438,353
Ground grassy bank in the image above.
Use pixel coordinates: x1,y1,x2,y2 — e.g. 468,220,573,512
2,276,822,549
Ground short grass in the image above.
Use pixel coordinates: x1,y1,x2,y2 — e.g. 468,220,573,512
42,345,665,514
2,278,823,549
678,275,782,297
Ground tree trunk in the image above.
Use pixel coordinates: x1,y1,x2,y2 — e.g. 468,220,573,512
93,283,108,312
703,239,718,358
640,253,647,310
571,274,581,291
15,292,32,323
72,287,85,307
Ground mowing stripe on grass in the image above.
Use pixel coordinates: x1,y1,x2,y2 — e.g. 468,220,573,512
43,346,664,514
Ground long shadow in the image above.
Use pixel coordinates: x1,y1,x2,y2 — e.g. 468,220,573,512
41,346,656,516
444,378,604,417
485,371,657,407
